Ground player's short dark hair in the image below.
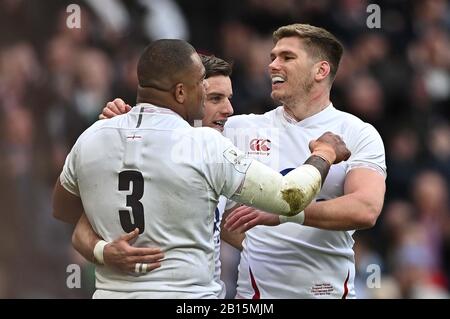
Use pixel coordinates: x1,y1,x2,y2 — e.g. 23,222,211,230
273,24,343,82
200,54,232,79
137,39,197,88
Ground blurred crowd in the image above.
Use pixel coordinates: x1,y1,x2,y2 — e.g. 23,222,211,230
0,0,448,298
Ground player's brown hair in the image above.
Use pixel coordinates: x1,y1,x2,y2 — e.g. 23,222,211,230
200,54,232,79
273,24,343,81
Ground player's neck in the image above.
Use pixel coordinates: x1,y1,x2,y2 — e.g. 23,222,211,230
137,87,187,120
284,87,330,122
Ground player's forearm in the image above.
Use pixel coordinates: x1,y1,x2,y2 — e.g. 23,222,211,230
233,155,329,217
304,194,382,230
72,213,102,263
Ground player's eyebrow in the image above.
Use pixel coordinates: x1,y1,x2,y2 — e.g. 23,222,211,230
270,50,297,60
207,92,225,97
207,92,233,99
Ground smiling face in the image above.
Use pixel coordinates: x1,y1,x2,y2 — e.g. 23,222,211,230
269,36,316,105
201,75,233,132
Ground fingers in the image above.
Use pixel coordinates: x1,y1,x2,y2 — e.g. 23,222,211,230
236,218,259,233
225,206,254,224
113,98,128,113
101,106,120,119
340,146,351,162
120,250,164,274
120,228,139,242
225,206,258,231
128,246,163,256
146,262,162,272
123,251,164,274
129,253,164,264
312,131,351,164
228,213,258,232
111,98,131,114
107,100,121,114
129,262,162,275
100,98,130,119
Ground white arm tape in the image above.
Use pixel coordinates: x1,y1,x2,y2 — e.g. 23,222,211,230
279,211,305,224
93,240,109,265
232,161,321,216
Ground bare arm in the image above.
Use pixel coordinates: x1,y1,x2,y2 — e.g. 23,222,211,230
225,167,385,231
72,213,101,263
303,168,385,230
72,213,164,273
231,132,350,217
52,180,83,225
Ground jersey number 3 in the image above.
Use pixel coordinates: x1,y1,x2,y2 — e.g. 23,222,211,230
118,170,145,234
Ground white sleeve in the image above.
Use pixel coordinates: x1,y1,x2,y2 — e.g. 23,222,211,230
200,129,253,199
347,124,386,177
59,142,80,196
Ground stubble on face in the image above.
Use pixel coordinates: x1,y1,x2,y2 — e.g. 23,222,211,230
269,37,316,106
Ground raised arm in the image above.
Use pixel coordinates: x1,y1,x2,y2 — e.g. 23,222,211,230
225,168,385,232
231,132,350,218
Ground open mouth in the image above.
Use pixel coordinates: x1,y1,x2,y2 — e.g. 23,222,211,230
271,75,286,86
213,119,226,127
213,120,227,131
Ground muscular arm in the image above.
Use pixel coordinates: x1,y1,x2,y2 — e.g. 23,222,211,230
72,214,164,273
225,168,385,232
303,168,385,230
72,213,101,263
231,132,349,217
52,180,83,225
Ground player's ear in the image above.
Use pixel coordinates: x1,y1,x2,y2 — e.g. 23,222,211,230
314,61,330,82
174,83,185,103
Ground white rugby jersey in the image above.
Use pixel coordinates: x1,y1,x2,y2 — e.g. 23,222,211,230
213,196,227,299
224,104,386,299
60,103,249,299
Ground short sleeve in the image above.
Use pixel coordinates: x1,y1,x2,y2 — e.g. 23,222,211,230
59,142,80,196
199,128,253,199
347,124,386,178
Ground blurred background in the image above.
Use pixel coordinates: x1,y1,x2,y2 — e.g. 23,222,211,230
0,0,448,298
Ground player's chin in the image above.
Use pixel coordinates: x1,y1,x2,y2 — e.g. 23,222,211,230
271,90,283,101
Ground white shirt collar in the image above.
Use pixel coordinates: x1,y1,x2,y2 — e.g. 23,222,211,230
281,103,335,127
132,103,182,119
